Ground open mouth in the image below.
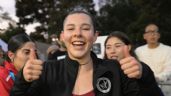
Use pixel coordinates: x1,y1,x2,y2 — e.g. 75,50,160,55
110,56,118,60
72,41,86,49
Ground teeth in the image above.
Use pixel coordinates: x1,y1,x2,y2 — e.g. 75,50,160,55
111,56,117,59
72,41,84,45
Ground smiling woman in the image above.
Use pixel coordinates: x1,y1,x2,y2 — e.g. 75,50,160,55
104,31,164,96
10,10,140,96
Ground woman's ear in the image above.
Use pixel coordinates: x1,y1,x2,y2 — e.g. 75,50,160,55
7,51,15,62
128,45,132,51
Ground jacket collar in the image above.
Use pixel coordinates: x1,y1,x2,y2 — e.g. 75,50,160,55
4,61,18,75
64,51,98,70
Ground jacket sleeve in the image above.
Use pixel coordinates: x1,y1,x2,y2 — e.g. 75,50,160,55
110,59,141,96
120,69,141,96
138,62,164,96
0,79,9,96
10,68,42,96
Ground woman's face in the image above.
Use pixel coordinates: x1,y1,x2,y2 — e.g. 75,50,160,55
105,37,127,61
9,42,36,71
61,13,98,60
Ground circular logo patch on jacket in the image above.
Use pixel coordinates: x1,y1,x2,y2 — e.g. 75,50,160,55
96,77,111,93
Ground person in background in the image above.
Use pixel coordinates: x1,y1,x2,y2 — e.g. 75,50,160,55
47,44,60,59
135,23,171,95
47,40,66,60
0,45,4,64
10,10,140,96
0,33,37,96
104,31,164,96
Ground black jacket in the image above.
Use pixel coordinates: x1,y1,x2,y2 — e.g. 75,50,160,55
10,53,140,96
138,62,164,96
48,50,66,60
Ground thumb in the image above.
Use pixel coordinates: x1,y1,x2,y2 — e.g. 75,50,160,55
29,48,37,60
123,45,131,58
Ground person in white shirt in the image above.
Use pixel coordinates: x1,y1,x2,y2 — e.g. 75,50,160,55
135,23,171,95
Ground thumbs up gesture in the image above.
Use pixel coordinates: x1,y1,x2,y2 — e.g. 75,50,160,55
23,49,43,82
119,45,142,79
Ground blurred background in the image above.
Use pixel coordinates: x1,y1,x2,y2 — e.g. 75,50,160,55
0,0,171,46
0,0,171,95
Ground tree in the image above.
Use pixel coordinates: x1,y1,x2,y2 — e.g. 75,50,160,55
0,6,22,42
128,0,171,45
97,0,171,45
97,0,136,35
15,0,96,37
0,26,25,43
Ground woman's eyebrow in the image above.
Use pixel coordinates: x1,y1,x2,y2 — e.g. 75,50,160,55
66,24,74,27
22,49,37,52
22,49,30,52
106,42,123,46
115,43,124,45
82,23,91,26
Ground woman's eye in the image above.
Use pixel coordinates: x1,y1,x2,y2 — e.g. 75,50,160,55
82,26,90,30
67,28,74,30
82,28,90,30
115,44,123,48
24,51,30,55
106,46,111,49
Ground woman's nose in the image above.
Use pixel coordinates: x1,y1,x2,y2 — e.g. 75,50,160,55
110,48,116,54
73,28,82,37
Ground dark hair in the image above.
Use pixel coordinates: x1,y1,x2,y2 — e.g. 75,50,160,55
63,10,96,32
8,33,34,53
144,23,159,33
104,31,137,59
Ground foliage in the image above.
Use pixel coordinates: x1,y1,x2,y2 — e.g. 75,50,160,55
0,26,25,43
98,0,171,45
97,1,136,35
14,0,171,45
15,0,96,37
30,32,46,42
